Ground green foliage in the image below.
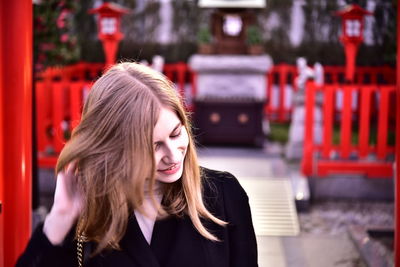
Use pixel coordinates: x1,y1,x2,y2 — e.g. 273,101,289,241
302,0,342,44
73,0,161,63
267,122,290,144
257,0,396,66
118,41,197,64
121,1,161,43
257,0,291,46
197,27,212,44
246,25,263,45
34,0,80,72
36,0,395,67
171,0,211,44
372,0,397,65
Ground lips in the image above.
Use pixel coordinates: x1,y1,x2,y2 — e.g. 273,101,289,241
158,162,181,175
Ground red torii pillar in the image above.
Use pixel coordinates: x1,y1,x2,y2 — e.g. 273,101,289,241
0,1,33,266
396,2,400,266
0,4,3,265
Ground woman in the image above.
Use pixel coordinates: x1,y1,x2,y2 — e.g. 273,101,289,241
17,62,258,267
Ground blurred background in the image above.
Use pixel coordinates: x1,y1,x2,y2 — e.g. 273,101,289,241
2,0,399,266
33,0,396,69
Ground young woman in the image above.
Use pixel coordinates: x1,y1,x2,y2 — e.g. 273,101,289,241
17,62,258,267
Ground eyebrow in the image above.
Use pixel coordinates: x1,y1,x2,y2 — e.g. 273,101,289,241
171,122,182,133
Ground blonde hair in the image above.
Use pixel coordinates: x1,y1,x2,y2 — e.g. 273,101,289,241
56,62,226,254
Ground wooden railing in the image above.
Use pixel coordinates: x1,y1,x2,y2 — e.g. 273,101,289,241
36,80,92,167
266,64,298,122
35,62,194,167
35,62,396,168
301,82,396,178
265,64,396,123
324,65,396,85
163,62,196,110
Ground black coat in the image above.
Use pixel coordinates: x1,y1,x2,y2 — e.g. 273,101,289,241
16,168,258,267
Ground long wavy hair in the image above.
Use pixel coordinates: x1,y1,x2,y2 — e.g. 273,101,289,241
56,62,226,254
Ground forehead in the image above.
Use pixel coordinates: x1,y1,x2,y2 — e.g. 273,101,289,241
153,107,181,139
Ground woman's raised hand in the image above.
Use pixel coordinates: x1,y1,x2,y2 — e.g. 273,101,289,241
43,164,83,245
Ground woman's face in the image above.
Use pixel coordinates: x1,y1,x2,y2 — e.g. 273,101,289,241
153,107,189,183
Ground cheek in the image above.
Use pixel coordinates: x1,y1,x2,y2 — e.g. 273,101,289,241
180,128,190,150
154,150,163,165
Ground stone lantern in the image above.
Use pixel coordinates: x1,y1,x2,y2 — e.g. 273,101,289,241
335,4,372,82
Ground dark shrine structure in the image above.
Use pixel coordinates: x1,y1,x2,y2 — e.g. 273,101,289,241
190,0,272,147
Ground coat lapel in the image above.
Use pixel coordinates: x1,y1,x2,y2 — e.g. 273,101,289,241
151,215,210,267
120,215,161,267
150,215,179,266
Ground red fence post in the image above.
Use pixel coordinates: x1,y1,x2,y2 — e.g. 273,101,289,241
164,64,174,82
376,86,391,160
278,65,288,122
301,81,316,176
36,82,47,153
0,1,32,266
358,86,372,158
176,62,186,98
340,85,353,159
69,82,84,129
52,82,65,153
322,85,334,158
190,70,197,110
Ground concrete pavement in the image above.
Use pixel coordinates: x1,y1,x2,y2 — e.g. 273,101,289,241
197,146,365,267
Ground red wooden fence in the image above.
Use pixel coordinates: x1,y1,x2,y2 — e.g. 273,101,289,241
36,79,92,167
163,62,197,110
301,81,396,178
36,63,104,167
35,62,395,168
266,64,298,122
35,62,194,167
266,64,396,123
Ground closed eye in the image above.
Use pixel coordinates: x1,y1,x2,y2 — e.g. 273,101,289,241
171,128,182,138
154,142,162,151
153,122,183,150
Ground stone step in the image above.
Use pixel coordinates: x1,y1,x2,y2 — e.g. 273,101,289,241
238,177,300,237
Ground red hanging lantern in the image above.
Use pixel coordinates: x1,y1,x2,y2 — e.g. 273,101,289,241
89,3,130,68
335,4,372,82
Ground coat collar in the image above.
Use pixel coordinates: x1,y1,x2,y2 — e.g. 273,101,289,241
120,215,161,267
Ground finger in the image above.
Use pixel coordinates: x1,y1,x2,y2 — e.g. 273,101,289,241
66,161,76,173
56,169,77,200
54,171,66,196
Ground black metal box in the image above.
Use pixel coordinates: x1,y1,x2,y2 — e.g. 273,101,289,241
193,99,265,147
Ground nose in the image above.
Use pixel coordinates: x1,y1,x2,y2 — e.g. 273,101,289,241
162,142,181,164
